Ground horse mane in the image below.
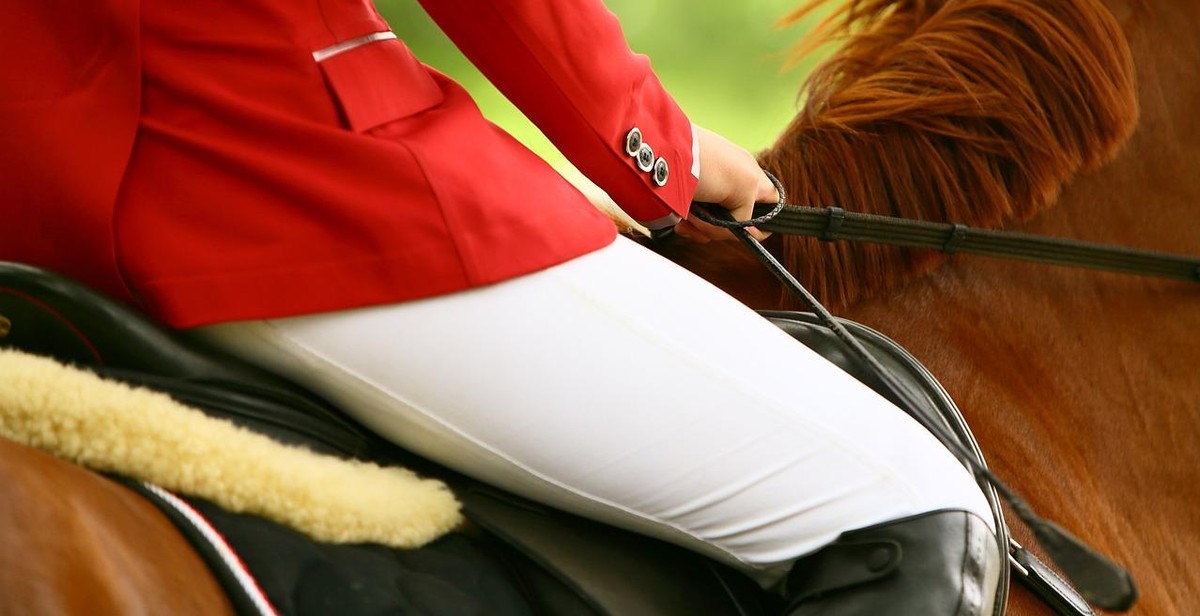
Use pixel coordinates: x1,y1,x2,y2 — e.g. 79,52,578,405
758,0,1138,309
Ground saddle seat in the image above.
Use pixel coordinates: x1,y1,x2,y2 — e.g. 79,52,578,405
0,261,972,616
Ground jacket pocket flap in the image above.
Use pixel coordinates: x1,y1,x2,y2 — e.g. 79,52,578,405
318,38,444,133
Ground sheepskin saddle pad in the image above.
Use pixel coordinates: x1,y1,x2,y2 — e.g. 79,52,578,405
0,349,461,548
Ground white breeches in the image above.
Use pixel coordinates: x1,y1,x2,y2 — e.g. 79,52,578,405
194,235,992,584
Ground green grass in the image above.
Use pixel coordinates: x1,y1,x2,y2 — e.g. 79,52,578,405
376,1,826,168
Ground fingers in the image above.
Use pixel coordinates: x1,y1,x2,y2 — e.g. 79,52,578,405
674,187,771,243
675,180,772,243
725,199,771,241
757,170,781,205
673,216,768,243
748,171,778,241
743,225,768,241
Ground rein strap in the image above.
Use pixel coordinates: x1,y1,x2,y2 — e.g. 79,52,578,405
750,203,1200,283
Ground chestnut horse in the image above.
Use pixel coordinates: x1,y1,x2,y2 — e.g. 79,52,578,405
1,0,1195,614
657,0,1200,614
0,437,235,614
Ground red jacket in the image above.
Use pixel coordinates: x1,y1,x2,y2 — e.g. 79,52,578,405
0,0,697,327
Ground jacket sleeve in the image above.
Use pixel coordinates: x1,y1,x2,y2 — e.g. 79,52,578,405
416,0,698,228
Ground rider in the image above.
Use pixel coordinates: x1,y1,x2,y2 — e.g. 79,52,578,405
1,0,1000,613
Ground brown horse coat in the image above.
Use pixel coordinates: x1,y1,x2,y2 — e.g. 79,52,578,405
0,436,235,615
658,1,1199,613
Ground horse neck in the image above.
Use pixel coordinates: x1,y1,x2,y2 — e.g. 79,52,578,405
1040,1,1200,257
750,6,1200,614
946,0,1200,277
757,0,1199,313
832,11,1200,612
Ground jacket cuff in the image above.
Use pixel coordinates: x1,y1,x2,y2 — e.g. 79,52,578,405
603,72,699,226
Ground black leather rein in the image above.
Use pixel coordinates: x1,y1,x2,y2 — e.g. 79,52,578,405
701,201,1200,283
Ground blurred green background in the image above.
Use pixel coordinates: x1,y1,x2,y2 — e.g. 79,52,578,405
377,1,824,170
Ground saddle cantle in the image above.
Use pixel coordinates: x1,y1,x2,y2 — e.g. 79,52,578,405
2,261,1076,615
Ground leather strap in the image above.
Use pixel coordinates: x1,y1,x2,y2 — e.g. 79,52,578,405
1011,543,1097,616
750,202,1200,283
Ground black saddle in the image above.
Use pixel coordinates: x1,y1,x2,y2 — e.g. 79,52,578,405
0,262,980,615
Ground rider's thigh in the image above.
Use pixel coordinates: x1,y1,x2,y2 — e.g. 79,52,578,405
193,235,990,583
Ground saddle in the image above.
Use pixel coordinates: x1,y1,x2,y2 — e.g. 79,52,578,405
0,261,1069,615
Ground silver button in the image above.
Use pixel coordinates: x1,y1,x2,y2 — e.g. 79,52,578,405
625,128,643,157
652,157,669,186
637,143,655,172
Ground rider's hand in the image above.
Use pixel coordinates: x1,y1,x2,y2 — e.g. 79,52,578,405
674,125,779,243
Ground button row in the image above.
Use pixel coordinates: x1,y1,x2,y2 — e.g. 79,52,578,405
625,128,669,187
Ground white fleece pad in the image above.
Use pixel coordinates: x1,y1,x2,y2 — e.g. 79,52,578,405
0,349,462,548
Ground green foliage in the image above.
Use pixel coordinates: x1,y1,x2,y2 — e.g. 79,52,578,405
377,0,825,167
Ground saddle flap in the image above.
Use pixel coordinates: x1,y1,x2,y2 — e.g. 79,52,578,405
460,486,777,616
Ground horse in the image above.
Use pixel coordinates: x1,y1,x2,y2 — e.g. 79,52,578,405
654,0,1200,614
2,0,1196,614
0,436,236,614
